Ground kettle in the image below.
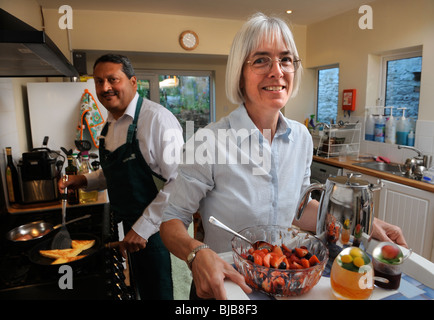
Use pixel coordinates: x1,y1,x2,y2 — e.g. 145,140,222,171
296,173,381,259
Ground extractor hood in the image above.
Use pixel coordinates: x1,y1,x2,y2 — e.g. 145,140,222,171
0,8,79,77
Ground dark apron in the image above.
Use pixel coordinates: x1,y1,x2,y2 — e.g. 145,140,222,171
99,96,173,300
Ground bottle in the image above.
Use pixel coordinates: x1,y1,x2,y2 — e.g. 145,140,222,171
407,130,415,147
78,152,98,203
365,114,375,141
64,155,79,205
374,114,385,142
385,107,396,144
396,108,410,145
5,147,20,204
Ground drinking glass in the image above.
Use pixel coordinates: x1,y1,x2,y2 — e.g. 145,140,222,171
330,247,374,300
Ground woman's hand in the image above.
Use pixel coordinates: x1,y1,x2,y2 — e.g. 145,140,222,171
372,217,408,248
191,248,252,300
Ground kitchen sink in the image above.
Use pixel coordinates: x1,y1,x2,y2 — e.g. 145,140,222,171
352,161,405,176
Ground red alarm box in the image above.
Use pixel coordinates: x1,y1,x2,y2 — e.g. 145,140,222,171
342,89,356,111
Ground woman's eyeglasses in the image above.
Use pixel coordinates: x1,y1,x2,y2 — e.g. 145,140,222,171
246,56,301,74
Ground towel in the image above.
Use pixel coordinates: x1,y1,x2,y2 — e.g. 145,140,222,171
76,89,105,148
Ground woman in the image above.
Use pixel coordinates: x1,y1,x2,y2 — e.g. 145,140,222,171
160,13,407,300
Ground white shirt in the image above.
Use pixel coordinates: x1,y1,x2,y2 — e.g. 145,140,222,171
86,93,184,240
163,105,313,253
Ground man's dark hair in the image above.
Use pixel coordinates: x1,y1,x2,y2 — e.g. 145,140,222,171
93,54,136,79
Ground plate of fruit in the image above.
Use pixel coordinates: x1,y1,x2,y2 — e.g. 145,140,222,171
231,225,328,297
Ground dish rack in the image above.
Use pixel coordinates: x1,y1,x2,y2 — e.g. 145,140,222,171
315,122,361,158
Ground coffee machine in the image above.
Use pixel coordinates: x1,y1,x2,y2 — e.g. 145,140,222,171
17,148,60,203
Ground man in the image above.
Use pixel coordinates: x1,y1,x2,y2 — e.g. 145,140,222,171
60,54,184,299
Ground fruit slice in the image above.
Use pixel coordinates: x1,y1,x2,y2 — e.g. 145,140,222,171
294,247,308,258
381,244,400,260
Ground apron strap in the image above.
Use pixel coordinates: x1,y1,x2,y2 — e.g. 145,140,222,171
127,96,143,144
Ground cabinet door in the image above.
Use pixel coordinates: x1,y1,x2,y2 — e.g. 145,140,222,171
378,180,434,261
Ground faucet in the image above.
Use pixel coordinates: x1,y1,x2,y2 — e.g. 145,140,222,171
397,145,422,157
398,145,432,171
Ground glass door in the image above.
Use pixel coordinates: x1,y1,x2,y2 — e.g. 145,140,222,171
136,70,214,140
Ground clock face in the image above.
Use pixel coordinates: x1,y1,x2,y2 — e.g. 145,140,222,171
180,31,198,50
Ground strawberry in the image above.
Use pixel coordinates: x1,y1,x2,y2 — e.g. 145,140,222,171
300,258,310,268
308,254,320,266
289,254,302,264
272,245,283,256
253,252,263,266
295,247,309,258
289,261,303,269
271,254,285,269
263,253,271,268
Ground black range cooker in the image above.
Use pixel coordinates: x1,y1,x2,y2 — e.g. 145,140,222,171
0,203,136,300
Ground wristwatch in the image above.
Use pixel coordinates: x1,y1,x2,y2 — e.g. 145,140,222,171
187,244,209,270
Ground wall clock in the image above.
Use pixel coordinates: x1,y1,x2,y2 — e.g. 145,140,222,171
179,30,199,51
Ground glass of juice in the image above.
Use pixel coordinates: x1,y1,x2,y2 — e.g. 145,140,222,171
330,247,374,300
372,242,410,290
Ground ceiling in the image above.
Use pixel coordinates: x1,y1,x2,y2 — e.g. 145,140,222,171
37,0,377,26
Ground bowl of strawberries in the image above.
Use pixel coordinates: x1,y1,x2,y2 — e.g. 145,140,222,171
232,225,329,297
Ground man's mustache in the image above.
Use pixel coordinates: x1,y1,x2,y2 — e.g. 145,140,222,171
102,90,118,97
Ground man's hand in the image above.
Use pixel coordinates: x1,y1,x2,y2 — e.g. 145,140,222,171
118,229,147,259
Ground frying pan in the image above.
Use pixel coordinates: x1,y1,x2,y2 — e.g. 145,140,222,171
5,214,91,243
28,233,101,267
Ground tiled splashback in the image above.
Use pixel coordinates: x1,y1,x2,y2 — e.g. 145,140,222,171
341,115,434,167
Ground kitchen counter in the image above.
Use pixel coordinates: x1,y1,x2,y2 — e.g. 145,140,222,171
6,190,108,214
313,155,434,193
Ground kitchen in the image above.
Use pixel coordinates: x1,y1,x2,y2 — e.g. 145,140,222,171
0,0,433,302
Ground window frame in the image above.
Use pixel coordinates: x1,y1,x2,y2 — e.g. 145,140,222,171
315,64,340,123
379,49,422,116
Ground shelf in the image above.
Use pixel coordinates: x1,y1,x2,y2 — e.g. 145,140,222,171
315,123,361,158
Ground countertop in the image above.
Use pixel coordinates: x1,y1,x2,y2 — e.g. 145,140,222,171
222,237,434,300
6,190,108,214
313,155,434,193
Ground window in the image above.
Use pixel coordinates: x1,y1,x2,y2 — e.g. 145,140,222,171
136,70,215,140
381,52,422,121
316,66,340,123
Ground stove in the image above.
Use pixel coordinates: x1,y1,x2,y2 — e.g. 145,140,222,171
0,203,136,300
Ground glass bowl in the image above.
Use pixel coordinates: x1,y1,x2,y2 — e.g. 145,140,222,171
231,225,329,297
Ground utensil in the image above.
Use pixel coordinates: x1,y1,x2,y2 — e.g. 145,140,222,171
296,173,381,259
6,214,91,242
51,175,72,249
209,216,254,247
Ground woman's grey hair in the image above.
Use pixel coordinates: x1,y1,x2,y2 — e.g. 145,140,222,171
225,13,302,105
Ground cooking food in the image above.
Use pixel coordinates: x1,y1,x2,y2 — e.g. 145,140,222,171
13,229,51,241
39,239,95,265
72,239,95,251
232,226,328,297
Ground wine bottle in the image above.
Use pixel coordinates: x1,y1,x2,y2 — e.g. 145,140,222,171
65,155,79,205
5,147,20,204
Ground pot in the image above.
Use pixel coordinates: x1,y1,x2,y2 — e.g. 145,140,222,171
5,214,91,243
296,173,381,259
